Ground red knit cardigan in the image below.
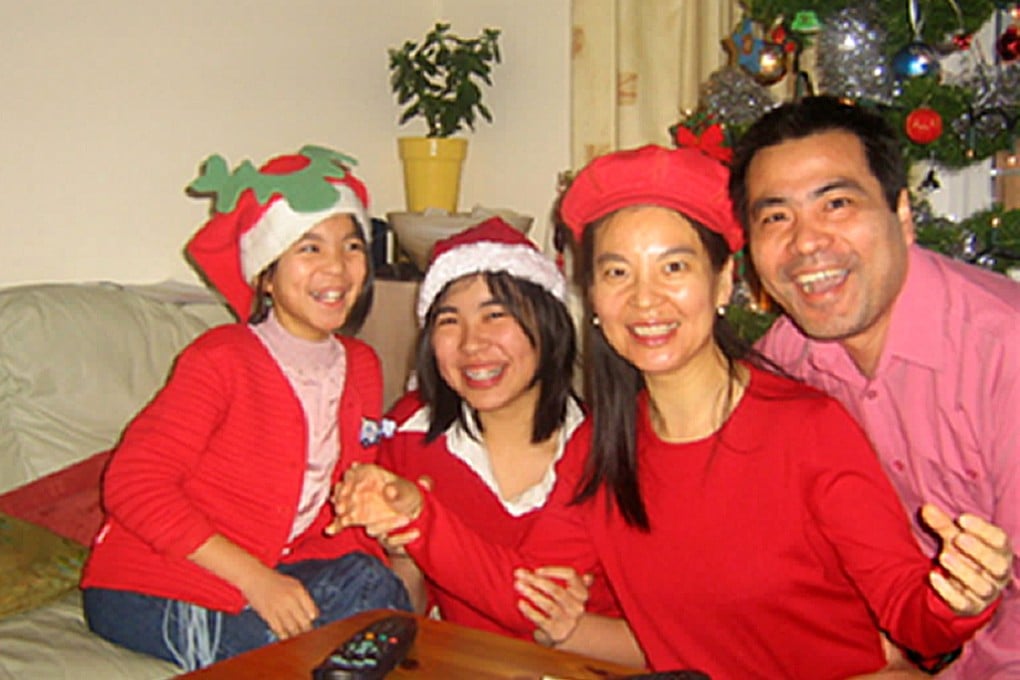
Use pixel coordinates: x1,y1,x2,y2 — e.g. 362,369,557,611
81,324,385,613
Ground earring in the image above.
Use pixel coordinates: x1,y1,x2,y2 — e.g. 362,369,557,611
592,315,600,326
716,305,726,317
264,293,273,308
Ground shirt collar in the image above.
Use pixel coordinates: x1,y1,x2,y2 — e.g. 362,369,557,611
250,309,344,382
399,398,585,517
804,245,944,378
880,246,944,371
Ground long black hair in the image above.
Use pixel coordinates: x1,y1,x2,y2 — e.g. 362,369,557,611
572,214,762,530
415,270,578,444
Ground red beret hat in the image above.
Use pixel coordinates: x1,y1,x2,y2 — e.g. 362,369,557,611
559,145,744,253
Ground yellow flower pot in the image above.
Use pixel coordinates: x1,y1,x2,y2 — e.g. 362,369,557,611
397,137,468,213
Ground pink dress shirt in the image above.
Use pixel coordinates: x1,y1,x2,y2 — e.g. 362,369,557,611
758,245,1020,678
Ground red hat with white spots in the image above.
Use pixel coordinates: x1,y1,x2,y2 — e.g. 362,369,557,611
186,145,370,319
559,144,744,253
416,216,566,325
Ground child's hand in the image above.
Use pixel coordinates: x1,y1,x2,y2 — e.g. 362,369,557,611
379,528,422,556
240,566,318,640
514,565,592,646
922,503,1014,616
329,463,424,537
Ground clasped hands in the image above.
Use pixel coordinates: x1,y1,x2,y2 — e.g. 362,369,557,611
327,463,591,645
328,462,423,539
921,503,1014,616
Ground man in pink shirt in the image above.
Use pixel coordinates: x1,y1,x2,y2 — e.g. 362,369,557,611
729,95,1019,678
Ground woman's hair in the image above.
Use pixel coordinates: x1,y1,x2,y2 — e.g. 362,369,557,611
248,217,375,335
573,213,764,530
416,270,578,444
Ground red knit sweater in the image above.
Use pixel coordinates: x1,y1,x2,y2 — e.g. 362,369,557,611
400,366,996,678
81,324,385,613
379,393,621,638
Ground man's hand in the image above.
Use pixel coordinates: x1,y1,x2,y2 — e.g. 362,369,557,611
514,565,591,647
922,503,1014,616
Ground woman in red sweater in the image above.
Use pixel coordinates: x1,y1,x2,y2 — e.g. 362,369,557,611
371,217,627,653
80,146,410,670
334,144,1010,678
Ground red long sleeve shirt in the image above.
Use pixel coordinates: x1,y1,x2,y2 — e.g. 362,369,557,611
400,366,996,678
378,393,621,638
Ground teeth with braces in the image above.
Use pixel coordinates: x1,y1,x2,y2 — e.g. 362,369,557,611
464,366,503,381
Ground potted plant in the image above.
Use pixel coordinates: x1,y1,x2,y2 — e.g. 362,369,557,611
389,22,501,213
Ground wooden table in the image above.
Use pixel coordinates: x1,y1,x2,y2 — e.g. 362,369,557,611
179,609,645,679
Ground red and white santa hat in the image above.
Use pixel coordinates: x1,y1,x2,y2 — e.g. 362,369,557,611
417,216,566,325
185,146,370,319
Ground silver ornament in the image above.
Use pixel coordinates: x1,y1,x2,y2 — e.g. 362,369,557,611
698,66,778,128
816,2,895,104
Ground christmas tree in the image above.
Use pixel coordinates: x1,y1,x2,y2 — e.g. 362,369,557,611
671,0,1019,341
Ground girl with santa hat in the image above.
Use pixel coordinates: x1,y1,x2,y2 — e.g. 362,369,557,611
356,217,629,658
80,146,410,670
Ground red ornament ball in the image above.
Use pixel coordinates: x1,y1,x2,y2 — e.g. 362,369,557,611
905,107,943,145
997,25,1020,62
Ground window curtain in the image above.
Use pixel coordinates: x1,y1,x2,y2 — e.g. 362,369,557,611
571,0,741,168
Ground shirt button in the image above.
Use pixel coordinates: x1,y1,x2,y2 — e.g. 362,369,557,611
892,460,906,472
864,389,878,400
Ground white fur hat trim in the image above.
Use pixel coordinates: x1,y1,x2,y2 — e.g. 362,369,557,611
416,241,566,325
239,184,369,282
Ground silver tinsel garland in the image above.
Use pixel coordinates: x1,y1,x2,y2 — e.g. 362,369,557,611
698,66,777,127
816,3,895,104
949,62,1020,141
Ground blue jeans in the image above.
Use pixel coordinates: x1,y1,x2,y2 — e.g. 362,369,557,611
83,552,411,670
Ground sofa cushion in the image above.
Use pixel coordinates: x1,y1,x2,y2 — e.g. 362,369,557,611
0,450,111,546
0,282,232,494
0,589,178,678
0,512,87,619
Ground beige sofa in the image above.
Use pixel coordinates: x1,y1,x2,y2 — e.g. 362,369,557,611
0,281,233,678
0,279,419,679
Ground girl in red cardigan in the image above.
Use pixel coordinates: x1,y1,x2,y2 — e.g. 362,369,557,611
80,146,410,670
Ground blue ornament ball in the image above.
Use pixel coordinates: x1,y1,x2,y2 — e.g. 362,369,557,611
892,42,941,79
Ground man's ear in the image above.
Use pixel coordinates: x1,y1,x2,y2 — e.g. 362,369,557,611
896,189,916,246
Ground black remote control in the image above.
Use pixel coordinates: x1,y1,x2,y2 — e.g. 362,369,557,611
312,614,417,680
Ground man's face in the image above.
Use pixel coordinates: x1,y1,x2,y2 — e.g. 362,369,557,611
745,130,914,354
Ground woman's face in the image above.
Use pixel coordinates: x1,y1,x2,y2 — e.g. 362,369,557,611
590,206,733,378
431,275,540,419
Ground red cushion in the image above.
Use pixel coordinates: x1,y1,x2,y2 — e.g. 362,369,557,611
0,451,111,546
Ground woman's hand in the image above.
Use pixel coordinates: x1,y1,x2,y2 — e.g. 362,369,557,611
514,565,592,647
922,503,1014,616
328,463,424,538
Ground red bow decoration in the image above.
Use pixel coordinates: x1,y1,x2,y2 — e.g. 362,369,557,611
674,123,733,164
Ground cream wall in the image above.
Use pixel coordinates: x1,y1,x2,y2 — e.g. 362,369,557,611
0,0,570,286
